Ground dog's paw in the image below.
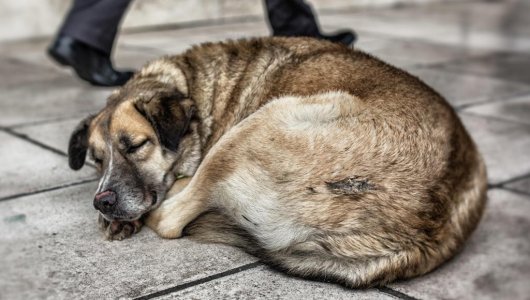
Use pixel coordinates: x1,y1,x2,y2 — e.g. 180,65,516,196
98,214,143,241
145,209,184,239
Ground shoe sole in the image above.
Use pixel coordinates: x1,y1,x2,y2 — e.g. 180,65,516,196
47,48,110,86
47,47,132,87
47,48,70,67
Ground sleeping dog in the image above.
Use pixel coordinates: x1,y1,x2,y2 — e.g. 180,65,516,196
68,37,487,287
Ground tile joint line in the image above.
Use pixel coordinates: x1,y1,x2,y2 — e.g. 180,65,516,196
0,178,98,202
2,127,67,157
1,127,97,169
377,286,422,300
134,261,262,300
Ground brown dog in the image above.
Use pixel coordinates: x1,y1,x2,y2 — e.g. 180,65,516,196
68,37,487,287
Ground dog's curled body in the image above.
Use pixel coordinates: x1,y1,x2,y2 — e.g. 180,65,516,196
70,37,487,287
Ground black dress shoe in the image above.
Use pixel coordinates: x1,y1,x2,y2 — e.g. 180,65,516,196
47,36,134,87
319,30,357,47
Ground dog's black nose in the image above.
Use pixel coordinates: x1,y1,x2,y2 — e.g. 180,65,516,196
94,190,117,213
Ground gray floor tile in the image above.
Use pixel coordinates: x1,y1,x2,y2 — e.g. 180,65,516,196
364,1,530,35
12,118,81,155
436,52,530,85
408,68,530,108
355,37,486,69
0,39,70,75
117,21,269,53
114,46,163,69
158,265,392,300
390,189,530,300
0,77,111,127
462,93,530,126
323,1,530,53
0,182,257,299
0,57,62,88
219,0,263,19
320,12,452,46
460,113,530,185
0,2,529,298
0,131,96,200
504,177,530,196
3,38,165,80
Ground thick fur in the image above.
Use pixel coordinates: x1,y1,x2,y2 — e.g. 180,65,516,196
69,37,487,287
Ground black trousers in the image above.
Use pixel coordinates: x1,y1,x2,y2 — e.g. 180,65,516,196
58,0,132,55
57,0,320,54
264,0,320,37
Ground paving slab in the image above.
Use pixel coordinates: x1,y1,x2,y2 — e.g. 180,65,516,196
390,189,530,300
321,1,530,53
320,12,452,47
12,118,82,155
114,46,163,70
0,57,62,89
0,2,529,299
0,77,111,127
1,21,257,73
408,67,530,108
0,182,257,300
0,39,70,75
436,52,530,85
462,93,530,126
0,131,96,200
117,21,269,55
158,265,392,300
354,35,487,69
362,1,530,35
460,113,530,185
218,0,264,19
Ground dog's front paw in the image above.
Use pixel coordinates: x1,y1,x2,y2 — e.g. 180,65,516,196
145,209,184,239
98,214,143,241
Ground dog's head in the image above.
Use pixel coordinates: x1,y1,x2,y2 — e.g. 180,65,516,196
68,62,199,221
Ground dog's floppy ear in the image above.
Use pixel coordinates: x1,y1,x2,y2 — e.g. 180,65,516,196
68,115,95,170
135,89,196,152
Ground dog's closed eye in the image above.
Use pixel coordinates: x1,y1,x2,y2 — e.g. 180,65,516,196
126,139,149,154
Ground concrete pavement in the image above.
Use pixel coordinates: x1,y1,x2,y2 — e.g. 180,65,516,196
1,1,529,299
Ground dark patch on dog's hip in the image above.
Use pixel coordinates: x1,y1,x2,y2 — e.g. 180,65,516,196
326,176,374,195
